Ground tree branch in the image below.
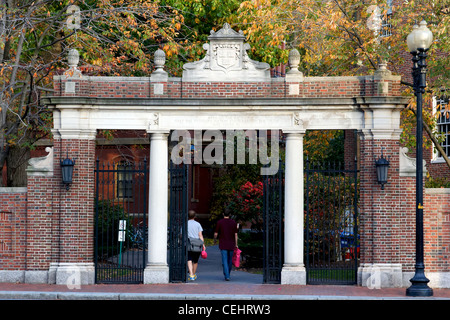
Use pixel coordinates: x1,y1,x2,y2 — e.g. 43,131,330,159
407,106,450,171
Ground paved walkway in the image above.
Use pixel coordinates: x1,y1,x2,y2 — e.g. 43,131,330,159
1,246,450,300
1,282,450,301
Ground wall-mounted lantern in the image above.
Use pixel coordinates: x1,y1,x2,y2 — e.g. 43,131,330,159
375,153,389,190
61,157,75,190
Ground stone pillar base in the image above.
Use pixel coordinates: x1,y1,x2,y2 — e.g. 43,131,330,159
358,263,402,288
281,264,306,285
52,263,95,287
144,264,169,284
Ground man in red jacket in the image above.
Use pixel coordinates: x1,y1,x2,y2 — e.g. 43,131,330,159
214,207,238,281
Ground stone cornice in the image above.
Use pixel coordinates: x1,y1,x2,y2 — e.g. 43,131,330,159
42,96,409,108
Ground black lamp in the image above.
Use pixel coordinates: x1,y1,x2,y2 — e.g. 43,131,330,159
61,157,75,190
375,153,389,190
405,20,434,297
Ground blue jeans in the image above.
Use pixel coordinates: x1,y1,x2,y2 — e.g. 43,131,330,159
220,249,234,280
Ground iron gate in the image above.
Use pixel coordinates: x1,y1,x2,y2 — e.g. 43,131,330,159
168,161,189,283
94,159,148,284
305,159,359,285
263,160,284,283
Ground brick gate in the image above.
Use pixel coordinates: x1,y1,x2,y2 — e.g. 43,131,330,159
1,23,449,288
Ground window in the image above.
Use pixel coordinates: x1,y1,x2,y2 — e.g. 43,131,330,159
380,0,393,38
435,95,450,159
117,161,133,199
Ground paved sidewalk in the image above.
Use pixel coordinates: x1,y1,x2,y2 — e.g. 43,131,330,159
1,282,450,300
1,246,449,300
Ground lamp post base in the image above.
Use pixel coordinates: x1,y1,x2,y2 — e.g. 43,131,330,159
406,272,433,296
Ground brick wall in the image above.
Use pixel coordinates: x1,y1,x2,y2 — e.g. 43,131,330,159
359,137,412,267
53,137,96,264
0,188,27,270
26,173,56,270
359,137,415,271
0,135,96,273
359,131,450,274
52,75,401,99
424,188,450,272
428,162,450,182
344,129,357,169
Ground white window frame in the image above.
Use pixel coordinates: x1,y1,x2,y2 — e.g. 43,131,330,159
380,0,393,38
116,160,134,199
431,96,450,163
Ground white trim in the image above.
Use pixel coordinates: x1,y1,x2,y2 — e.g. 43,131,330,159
431,96,450,163
47,98,406,134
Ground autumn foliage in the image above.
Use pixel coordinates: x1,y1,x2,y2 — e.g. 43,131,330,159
228,181,264,230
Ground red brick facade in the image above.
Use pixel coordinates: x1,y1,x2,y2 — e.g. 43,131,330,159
54,137,96,264
0,189,27,270
0,136,95,275
359,137,410,266
424,189,450,273
53,75,401,99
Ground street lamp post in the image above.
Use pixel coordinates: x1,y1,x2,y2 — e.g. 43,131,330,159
405,20,434,297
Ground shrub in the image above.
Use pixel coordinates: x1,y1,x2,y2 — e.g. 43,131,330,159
228,181,264,231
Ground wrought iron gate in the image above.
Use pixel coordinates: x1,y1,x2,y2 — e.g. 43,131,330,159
168,161,189,283
263,161,284,283
305,159,359,285
94,159,148,284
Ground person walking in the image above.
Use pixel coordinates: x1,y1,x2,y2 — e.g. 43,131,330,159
187,210,205,281
213,207,238,281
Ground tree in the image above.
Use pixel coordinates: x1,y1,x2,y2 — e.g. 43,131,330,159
0,0,182,186
209,161,262,223
234,0,450,172
158,0,242,75
304,130,344,164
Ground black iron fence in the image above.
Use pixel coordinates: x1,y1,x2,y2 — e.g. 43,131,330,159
263,160,284,283
168,161,189,283
305,159,359,285
94,159,148,284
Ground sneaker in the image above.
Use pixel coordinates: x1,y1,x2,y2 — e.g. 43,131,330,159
189,275,196,281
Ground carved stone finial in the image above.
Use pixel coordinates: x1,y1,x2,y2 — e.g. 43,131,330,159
64,49,82,77
374,60,393,94
286,49,303,84
68,49,79,68
287,49,301,74
154,49,166,72
151,49,168,82
374,60,392,77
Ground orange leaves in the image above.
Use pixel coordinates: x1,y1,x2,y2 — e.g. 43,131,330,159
58,0,189,76
234,0,447,79
162,43,180,58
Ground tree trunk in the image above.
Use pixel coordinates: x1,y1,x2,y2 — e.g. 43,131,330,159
6,146,29,187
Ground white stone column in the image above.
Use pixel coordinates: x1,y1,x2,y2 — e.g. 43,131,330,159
144,131,170,283
281,131,306,284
